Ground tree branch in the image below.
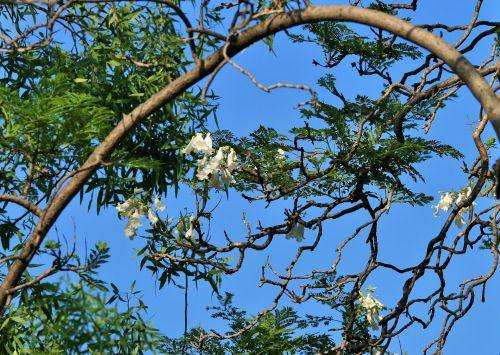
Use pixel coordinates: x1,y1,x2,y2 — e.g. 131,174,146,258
1,4,499,316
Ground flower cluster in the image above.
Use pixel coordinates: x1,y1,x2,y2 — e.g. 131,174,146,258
116,190,166,239
182,132,238,188
432,186,474,228
359,292,384,330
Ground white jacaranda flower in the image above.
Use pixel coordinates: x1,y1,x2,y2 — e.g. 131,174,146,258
153,195,166,211
184,139,239,187
203,133,213,154
185,224,194,241
432,192,455,217
454,186,476,228
197,148,224,181
277,148,286,159
455,186,472,206
184,215,197,242
227,148,238,171
197,155,208,169
221,168,235,185
209,173,222,188
181,133,203,155
359,293,384,330
124,224,137,239
182,132,213,155
124,209,143,239
130,209,143,224
455,209,466,228
147,208,159,225
197,165,213,181
116,200,132,214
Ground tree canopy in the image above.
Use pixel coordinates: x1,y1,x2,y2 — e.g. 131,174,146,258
0,0,499,353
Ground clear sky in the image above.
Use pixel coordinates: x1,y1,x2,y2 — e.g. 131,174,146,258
52,0,500,353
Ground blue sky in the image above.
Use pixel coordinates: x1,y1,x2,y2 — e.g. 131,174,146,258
51,0,500,353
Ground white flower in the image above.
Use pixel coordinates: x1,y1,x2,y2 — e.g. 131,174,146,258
197,155,208,169
227,148,238,171
203,133,213,154
221,168,235,185
147,208,159,225
130,209,143,224
153,195,166,211
209,173,222,188
432,192,455,217
124,224,137,239
359,293,384,330
116,200,132,214
185,215,196,242
197,148,224,181
456,186,472,206
186,142,238,187
124,209,143,239
185,224,194,240
455,209,466,228
181,133,213,155
277,148,286,159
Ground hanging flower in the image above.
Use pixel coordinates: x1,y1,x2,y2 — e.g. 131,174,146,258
432,186,476,228
227,148,238,170
359,292,384,330
432,192,455,217
154,195,166,211
124,209,143,239
182,132,238,188
455,186,472,206
181,132,213,155
184,215,197,243
147,208,159,225
116,194,167,239
116,200,133,214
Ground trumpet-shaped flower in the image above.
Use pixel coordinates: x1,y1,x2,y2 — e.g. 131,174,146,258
432,192,454,217
197,148,224,180
184,215,196,243
116,200,133,214
124,209,143,239
221,168,235,185
227,148,238,171
455,186,472,206
455,209,466,228
153,195,166,211
183,133,238,187
359,293,384,330
147,208,159,225
182,133,213,155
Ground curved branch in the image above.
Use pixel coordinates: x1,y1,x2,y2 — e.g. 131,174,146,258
0,194,42,217
1,4,499,313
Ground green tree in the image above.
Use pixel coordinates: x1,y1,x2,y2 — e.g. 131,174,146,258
0,0,499,353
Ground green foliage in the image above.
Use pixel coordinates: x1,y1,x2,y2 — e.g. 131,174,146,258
162,293,336,354
0,3,218,218
0,1,496,354
0,278,163,354
289,21,422,69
